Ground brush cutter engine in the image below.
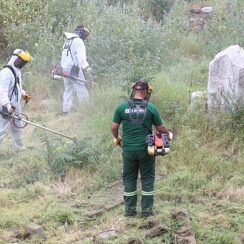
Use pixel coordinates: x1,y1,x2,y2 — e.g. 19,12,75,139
51,64,63,80
146,132,171,156
51,64,96,87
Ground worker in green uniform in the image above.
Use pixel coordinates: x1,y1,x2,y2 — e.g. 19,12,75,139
111,80,171,218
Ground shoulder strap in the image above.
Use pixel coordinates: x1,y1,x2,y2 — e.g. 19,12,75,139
141,100,152,134
127,99,152,134
3,65,16,79
3,65,20,101
63,37,77,62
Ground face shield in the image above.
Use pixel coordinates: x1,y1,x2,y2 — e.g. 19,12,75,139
11,49,31,69
14,57,27,69
75,26,90,40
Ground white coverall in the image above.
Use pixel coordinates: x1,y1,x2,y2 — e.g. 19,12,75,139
61,32,89,113
0,55,26,150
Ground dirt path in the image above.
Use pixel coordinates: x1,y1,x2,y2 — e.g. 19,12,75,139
76,167,166,220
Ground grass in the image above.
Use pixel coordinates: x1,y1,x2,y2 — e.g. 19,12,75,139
0,74,243,243
1,63,244,244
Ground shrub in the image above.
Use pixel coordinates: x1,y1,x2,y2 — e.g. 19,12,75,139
202,0,244,56
49,140,100,176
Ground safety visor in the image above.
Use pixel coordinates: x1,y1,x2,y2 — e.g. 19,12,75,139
14,50,31,62
14,57,28,69
84,28,90,35
82,28,90,40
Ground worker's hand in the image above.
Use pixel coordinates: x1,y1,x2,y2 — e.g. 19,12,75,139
22,93,32,103
114,136,122,147
5,103,16,114
168,131,173,141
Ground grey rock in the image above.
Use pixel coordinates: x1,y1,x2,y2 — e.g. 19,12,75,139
201,7,214,14
208,45,244,110
97,229,117,239
23,223,44,237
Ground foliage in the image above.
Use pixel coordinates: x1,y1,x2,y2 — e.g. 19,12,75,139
39,204,75,225
49,140,100,175
0,153,49,188
87,3,168,87
0,0,184,88
152,73,189,125
106,0,175,21
0,213,26,229
202,0,244,56
138,0,175,21
1,0,49,51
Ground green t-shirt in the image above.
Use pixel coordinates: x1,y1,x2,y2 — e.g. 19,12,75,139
112,99,164,151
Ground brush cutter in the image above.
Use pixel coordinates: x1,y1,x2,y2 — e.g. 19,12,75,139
146,131,172,156
0,105,76,142
51,64,96,86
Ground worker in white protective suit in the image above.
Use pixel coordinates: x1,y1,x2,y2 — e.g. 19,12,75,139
0,49,31,151
61,25,92,114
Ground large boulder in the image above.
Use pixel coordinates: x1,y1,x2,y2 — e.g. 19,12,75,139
207,45,244,110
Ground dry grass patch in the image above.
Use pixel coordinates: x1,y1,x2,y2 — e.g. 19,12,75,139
218,187,244,202
51,169,95,198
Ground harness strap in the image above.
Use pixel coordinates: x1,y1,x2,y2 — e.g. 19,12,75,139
3,65,20,102
63,37,77,63
127,99,152,134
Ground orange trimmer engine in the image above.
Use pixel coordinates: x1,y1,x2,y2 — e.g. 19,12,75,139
146,132,170,156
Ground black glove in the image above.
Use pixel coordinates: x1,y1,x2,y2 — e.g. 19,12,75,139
0,104,15,119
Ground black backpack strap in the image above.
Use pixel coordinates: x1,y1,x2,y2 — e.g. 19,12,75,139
127,99,152,134
140,100,152,134
63,37,77,62
3,65,20,102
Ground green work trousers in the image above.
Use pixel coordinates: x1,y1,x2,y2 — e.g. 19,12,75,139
122,150,155,217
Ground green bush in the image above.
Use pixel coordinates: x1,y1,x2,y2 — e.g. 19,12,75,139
0,0,179,87
202,0,244,56
49,140,100,175
106,0,175,21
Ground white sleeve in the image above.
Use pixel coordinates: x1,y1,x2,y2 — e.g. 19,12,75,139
19,73,26,95
76,39,89,70
0,69,12,105
21,89,26,96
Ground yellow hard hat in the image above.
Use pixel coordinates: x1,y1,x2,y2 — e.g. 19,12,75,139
13,49,31,62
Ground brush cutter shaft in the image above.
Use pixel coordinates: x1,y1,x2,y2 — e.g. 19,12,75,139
0,110,75,141
19,117,75,141
52,73,96,86
51,65,96,85
67,75,89,83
